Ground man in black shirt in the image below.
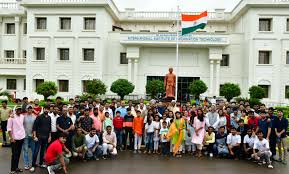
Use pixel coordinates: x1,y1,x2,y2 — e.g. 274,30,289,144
31,106,51,172
56,108,74,150
123,108,134,150
77,107,93,135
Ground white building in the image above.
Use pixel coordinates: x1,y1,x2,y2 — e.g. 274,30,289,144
0,0,289,105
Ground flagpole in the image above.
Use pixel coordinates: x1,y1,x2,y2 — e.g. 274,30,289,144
175,2,180,101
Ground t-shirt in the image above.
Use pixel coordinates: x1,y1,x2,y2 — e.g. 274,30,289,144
85,134,99,149
253,138,269,152
258,118,272,137
243,135,257,148
226,133,241,147
45,140,64,165
160,118,171,129
159,128,169,142
145,122,155,133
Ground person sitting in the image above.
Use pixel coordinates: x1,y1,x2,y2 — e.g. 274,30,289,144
252,130,273,169
72,127,87,161
214,126,229,158
227,127,241,160
203,126,215,157
243,128,257,160
45,133,71,174
85,128,102,160
102,125,117,159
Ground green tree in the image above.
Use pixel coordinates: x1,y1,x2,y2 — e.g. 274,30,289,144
0,89,12,101
249,85,265,99
146,80,165,98
86,79,107,96
220,83,241,102
188,80,208,99
35,81,57,101
110,79,134,100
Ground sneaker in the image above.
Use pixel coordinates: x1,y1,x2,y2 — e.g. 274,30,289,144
282,160,287,165
47,166,55,174
29,167,35,172
16,168,23,173
133,150,137,154
277,158,282,162
138,150,142,154
40,164,47,168
209,153,213,158
267,164,273,169
24,166,30,170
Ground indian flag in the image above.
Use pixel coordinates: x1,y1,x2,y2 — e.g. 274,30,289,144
182,11,208,35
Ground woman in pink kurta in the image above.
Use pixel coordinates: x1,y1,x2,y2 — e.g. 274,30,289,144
192,109,206,157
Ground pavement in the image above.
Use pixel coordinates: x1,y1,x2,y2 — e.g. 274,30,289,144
0,147,289,174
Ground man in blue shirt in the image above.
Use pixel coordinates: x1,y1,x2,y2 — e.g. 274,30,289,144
257,110,272,140
274,110,288,164
115,100,127,118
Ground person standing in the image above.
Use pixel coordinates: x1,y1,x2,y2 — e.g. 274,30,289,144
0,100,12,146
22,105,36,170
192,109,206,157
133,110,144,153
7,106,25,174
49,106,60,143
56,108,74,150
205,106,220,130
274,110,288,164
115,101,127,118
113,111,124,150
123,108,134,150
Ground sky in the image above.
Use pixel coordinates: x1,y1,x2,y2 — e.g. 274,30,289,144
113,0,242,12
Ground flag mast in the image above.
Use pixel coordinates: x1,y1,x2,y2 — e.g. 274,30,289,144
175,1,180,101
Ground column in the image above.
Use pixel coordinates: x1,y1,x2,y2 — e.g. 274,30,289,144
0,17,2,58
215,60,221,96
134,59,139,91
128,58,132,82
15,16,21,58
209,60,214,96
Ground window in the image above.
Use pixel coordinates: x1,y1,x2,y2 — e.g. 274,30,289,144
23,23,27,34
58,80,69,92
286,51,289,64
285,86,289,98
140,30,150,32
219,84,224,95
23,50,27,58
5,50,14,58
120,53,128,64
35,48,45,60
60,18,71,30
82,80,89,93
59,48,69,60
221,54,229,66
6,23,15,34
36,17,47,30
35,79,44,90
84,17,95,30
258,85,270,98
287,19,289,32
259,18,272,31
83,49,94,61
23,79,26,90
6,79,16,90
258,51,271,64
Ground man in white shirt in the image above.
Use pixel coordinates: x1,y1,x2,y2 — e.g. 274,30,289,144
102,125,117,159
67,106,76,125
49,106,60,143
205,106,220,130
85,128,102,160
103,103,113,119
211,96,217,106
253,130,273,169
243,128,257,159
227,127,241,159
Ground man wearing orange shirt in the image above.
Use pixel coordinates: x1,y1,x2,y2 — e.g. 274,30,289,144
133,110,144,153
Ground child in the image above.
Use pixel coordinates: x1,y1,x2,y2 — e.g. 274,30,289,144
227,127,241,160
103,112,113,131
145,116,154,154
253,130,273,169
133,110,144,153
159,121,169,156
204,126,215,157
185,116,195,154
153,115,161,154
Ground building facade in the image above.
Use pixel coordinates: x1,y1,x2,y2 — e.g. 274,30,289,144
0,0,289,105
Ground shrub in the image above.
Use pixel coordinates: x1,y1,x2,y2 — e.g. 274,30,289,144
110,79,135,100
35,81,57,101
220,83,241,102
249,86,265,99
146,80,165,98
86,79,107,96
188,80,208,100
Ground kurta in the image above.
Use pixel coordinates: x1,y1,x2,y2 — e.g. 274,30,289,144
171,118,186,145
192,116,206,145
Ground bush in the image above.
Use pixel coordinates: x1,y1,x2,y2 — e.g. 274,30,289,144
146,80,165,98
110,79,135,100
79,93,96,102
220,83,241,102
188,80,208,99
86,79,107,96
235,97,262,107
249,86,265,99
35,81,57,101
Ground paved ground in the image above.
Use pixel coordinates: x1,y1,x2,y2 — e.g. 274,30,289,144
0,147,288,174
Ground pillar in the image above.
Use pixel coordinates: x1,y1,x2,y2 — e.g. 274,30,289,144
128,58,132,82
134,59,138,92
0,17,2,58
215,60,221,96
209,60,214,96
15,16,21,58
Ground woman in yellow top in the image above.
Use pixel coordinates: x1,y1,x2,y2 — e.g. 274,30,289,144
240,110,248,124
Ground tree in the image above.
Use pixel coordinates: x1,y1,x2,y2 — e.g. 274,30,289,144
110,79,134,100
86,79,107,96
220,83,241,102
0,89,12,101
188,80,208,99
249,85,265,99
36,81,57,101
146,80,165,98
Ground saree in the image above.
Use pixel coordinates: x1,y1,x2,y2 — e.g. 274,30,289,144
167,118,185,156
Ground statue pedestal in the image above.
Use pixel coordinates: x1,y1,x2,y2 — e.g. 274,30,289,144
161,97,175,103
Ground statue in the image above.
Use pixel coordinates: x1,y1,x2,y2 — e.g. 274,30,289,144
164,67,176,99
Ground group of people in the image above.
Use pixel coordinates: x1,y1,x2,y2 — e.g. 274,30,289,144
0,96,288,174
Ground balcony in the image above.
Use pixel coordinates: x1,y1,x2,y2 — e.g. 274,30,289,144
0,58,26,75
0,2,18,9
0,58,26,64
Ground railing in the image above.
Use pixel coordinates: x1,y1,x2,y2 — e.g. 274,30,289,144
0,58,26,64
39,0,88,2
0,2,18,9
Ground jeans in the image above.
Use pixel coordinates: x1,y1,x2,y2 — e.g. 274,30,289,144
256,151,272,163
205,143,214,154
277,137,288,161
114,128,123,149
86,146,103,159
269,136,277,157
124,128,133,150
11,139,24,171
23,137,35,167
230,146,241,159
134,133,142,150
48,156,70,172
154,140,159,151
32,137,48,167
146,132,154,151
96,131,103,145
161,142,169,155
1,121,7,143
